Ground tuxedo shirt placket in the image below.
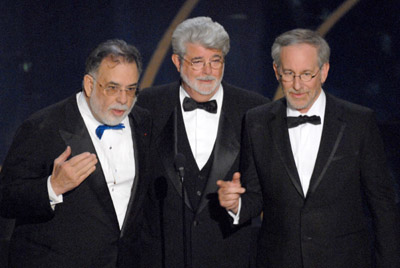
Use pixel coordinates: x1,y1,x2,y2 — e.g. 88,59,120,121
179,86,223,169
287,90,326,196
76,92,135,228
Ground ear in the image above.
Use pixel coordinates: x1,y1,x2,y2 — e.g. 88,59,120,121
83,74,94,97
171,54,181,72
320,62,330,84
272,63,280,81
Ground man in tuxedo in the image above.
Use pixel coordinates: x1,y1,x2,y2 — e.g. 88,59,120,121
137,17,269,267
218,29,400,267
0,39,151,267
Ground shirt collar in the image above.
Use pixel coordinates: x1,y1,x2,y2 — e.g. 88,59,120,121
77,91,102,125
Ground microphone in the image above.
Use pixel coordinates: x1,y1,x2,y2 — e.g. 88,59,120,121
174,153,186,179
174,153,188,267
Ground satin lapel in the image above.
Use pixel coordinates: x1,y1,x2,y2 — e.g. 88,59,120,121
158,106,193,211
307,95,346,198
271,101,305,199
59,103,119,229
120,113,142,236
196,101,240,214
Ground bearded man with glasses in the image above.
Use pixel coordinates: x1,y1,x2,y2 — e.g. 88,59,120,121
218,28,400,268
137,16,269,268
0,39,151,267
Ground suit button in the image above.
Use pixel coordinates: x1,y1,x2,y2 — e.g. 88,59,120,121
193,220,199,227
198,175,204,180
304,236,312,241
196,190,202,196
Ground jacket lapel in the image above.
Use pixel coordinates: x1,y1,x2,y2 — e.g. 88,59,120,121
196,91,240,214
59,98,119,230
271,100,305,199
120,110,149,236
158,110,193,210
152,85,193,210
307,94,346,198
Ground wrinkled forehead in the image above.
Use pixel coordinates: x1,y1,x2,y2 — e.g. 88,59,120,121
184,43,223,58
100,55,131,69
279,44,319,69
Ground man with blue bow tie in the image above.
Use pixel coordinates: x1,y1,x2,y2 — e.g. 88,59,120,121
0,39,151,267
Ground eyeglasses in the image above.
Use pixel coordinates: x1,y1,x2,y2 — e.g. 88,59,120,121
278,69,320,82
94,80,139,97
180,56,224,71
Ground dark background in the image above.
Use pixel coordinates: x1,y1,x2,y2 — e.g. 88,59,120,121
1,0,399,266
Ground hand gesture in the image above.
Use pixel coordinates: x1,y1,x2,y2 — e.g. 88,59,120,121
217,172,245,214
50,146,98,195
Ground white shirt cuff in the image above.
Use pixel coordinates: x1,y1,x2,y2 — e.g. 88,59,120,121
48,176,63,210
227,197,241,225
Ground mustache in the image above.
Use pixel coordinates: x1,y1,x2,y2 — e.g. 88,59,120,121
196,76,216,81
287,88,308,94
108,104,129,111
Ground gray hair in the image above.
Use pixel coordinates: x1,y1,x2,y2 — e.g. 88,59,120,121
172,16,230,58
85,39,143,78
271,29,330,68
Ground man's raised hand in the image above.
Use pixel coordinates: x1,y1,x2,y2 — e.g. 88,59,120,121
217,172,245,214
51,146,98,195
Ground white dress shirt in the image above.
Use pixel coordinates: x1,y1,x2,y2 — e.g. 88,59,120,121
287,90,326,196
180,85,223,169
180,86,242,224
232,90,326,224
48,92,135,229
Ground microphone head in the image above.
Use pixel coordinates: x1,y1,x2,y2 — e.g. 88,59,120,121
174,153,186,170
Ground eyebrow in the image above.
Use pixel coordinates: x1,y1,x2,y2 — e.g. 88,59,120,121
189,54,223,60
282,68,314,73
106,81,139,87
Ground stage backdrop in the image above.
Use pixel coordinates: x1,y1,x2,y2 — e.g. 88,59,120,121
1,0,399,266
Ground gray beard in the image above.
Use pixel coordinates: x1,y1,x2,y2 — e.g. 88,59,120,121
180,67,224,96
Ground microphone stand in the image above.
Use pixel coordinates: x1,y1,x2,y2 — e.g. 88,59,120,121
180,173,187,268
174,153,187,268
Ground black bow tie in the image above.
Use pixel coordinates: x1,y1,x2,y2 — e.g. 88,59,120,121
182,97,218,114
287,115,321,128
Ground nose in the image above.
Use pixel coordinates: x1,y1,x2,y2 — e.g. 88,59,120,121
202,62,212,75
116,89,128,104
292,76,302,90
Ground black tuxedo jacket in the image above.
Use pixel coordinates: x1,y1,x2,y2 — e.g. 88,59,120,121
136,81,269,268
0,95,151,268
240,93,400,268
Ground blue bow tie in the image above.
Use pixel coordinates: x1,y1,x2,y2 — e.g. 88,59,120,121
96,123,125,139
